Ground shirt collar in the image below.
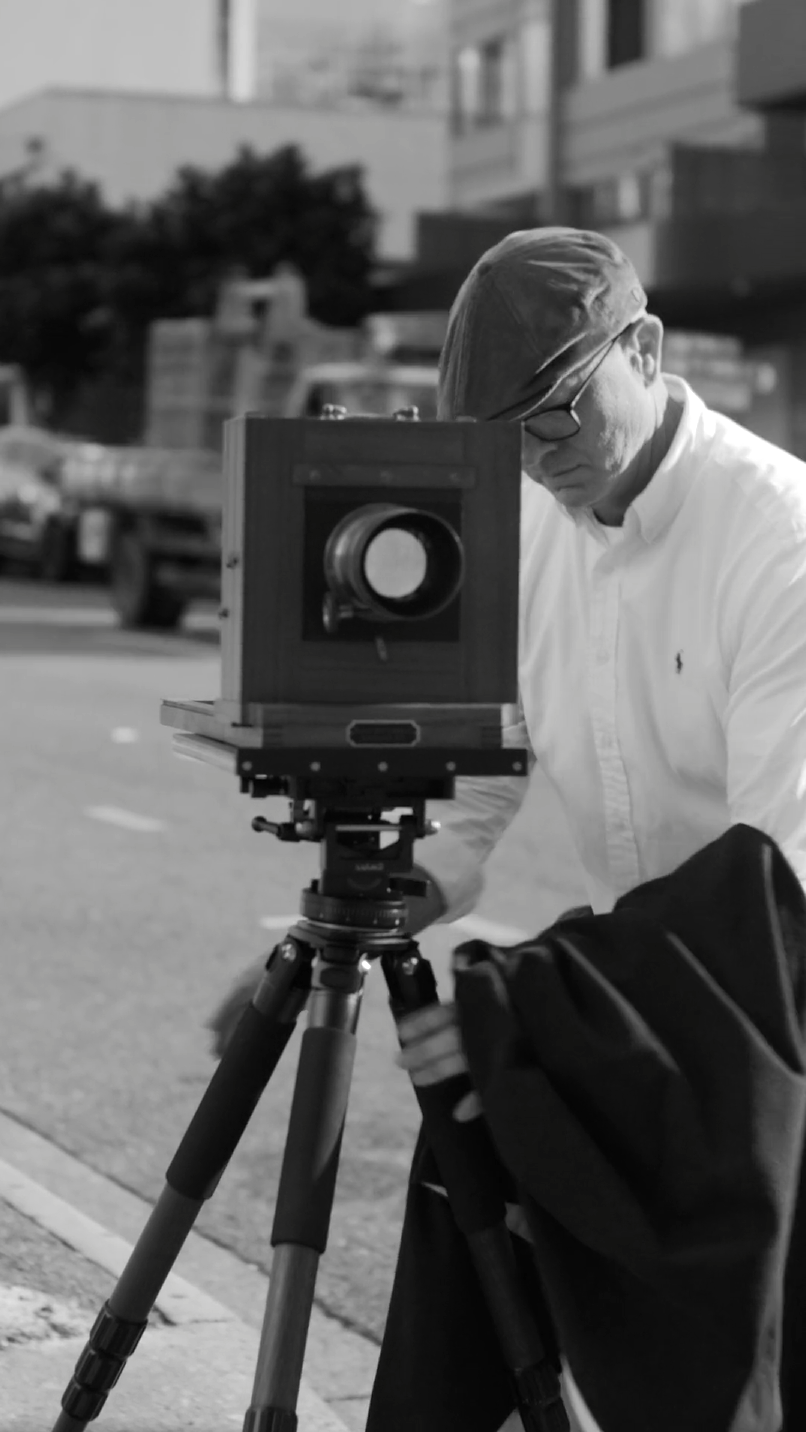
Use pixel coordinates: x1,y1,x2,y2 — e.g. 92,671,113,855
556,376,708,546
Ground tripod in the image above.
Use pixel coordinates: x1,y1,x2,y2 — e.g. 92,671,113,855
51,789,568,1432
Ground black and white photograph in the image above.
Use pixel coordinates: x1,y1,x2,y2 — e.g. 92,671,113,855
1,3,805,1430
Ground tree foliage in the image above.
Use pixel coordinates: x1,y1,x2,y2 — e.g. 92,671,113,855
0,144,378,423
0,171,120,416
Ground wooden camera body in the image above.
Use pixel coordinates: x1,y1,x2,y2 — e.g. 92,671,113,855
163,413,524,767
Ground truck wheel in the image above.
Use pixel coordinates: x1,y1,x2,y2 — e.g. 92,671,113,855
38,518,77,583
111,530,187,630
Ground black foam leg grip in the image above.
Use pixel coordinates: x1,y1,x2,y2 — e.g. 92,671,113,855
271,1026,356,1252
168,1005,294,1199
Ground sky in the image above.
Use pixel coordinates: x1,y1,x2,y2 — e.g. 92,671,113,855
0,0,444,111
0,0,223,110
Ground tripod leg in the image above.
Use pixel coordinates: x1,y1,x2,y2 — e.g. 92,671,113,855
243,951,366,1432
383,944,569,1432
51,937,311,1432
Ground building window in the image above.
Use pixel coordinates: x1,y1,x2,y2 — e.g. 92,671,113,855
578,0,647,78
451,45,481,132
607,0,646,68
572,169,653,226
450,33,517,132
479,38,505,123
652,0,752,59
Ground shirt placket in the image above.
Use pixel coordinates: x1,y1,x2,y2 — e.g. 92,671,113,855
587,551,642,894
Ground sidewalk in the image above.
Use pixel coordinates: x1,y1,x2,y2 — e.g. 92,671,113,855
0,1110,379,1431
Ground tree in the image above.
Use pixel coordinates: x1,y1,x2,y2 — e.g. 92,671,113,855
0,171,120,421
0,144,378,428
108,144,377,329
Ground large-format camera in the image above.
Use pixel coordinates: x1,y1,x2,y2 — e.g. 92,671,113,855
162,408,525,794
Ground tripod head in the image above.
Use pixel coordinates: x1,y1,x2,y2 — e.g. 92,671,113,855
165,726,504,951
164,722,527,906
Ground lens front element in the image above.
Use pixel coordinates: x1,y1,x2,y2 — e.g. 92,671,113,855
363,528,428,600
323,502,464,629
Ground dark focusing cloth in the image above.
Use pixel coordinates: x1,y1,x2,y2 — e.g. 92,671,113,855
367,824,806,1432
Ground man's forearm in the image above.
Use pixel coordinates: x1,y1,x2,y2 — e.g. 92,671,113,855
411,767,534,925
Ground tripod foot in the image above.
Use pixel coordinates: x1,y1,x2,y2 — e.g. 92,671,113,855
51,1301,147,1431
243,1409,298,1431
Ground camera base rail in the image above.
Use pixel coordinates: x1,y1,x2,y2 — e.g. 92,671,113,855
161,698,530,800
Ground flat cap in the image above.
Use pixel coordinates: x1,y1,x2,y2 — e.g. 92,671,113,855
438,226,648,421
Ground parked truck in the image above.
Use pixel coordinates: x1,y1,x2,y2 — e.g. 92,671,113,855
72,268,444,629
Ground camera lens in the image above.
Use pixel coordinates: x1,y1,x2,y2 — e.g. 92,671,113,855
323,502,463,625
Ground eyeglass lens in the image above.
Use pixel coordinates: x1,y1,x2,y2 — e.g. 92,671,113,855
523,409,580,441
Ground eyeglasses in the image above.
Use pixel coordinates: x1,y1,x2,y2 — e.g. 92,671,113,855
520,326,629,442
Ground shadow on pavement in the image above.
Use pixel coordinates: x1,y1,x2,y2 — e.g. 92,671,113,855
0,577,219,659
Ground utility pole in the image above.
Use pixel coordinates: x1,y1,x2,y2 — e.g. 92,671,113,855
216,0,232,98
545,0,571,224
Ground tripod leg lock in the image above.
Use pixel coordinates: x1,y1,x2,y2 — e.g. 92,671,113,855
243,1407,298,1431
58,1301,147,1423
514,1363,570,1432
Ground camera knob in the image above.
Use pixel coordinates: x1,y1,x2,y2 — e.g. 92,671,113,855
390,875,429,898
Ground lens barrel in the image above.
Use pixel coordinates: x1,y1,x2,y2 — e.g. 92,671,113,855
323,502,464,626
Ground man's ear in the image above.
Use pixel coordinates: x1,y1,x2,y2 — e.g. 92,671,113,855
630,313,664,384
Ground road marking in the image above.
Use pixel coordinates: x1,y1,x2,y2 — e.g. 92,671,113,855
111,726,140,744
85,806,165,833
0,1157,236,1327
0,606,113,626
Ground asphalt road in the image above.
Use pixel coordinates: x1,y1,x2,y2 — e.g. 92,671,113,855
0,575,584,1345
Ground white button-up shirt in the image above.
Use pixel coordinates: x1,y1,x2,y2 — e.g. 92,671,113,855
418,376,806,917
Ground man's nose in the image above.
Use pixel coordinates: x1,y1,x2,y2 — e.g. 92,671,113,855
521,431,560,463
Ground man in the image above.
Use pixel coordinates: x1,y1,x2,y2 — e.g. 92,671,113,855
394,223,806,1100
388,227,806,1432
209,228,806,1429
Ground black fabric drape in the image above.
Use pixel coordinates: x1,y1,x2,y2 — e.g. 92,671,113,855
368,825,806,1432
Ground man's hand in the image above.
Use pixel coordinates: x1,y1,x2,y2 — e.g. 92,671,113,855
395,1002,482,1121
206,955,267,1059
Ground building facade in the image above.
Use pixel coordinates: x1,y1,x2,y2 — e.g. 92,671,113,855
0,87,446,261
409,0,806,453
251,0,448,114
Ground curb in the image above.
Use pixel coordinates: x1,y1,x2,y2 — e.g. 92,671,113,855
0,1158,233,1327
0,1110,377,1429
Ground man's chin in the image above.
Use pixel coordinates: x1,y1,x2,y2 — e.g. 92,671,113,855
524,470,596,508
543,481,592,508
